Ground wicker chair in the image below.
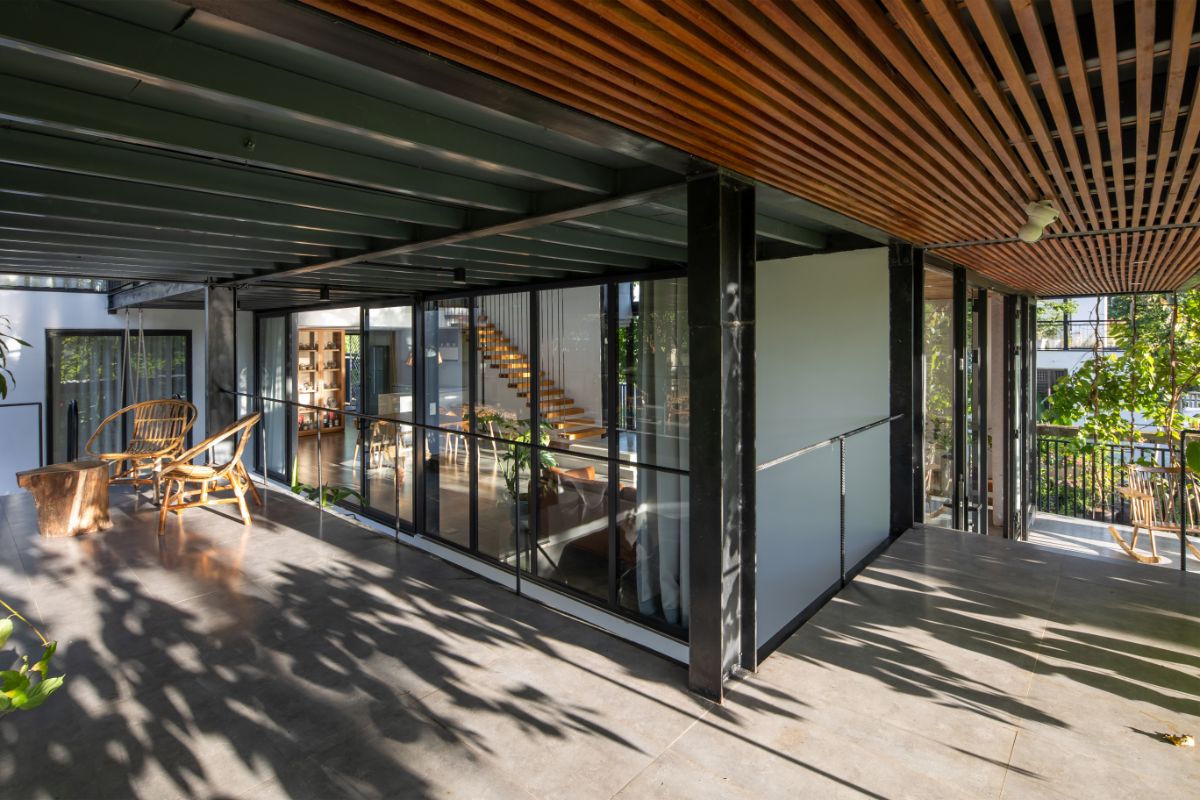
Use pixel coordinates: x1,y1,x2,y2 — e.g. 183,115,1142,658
157,412,262,534
85,399,198,495
1110,464,1200,564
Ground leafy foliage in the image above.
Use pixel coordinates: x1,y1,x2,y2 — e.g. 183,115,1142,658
289,458,364,507
1042,292,1200,457
0,315,31,400
0,598,65,718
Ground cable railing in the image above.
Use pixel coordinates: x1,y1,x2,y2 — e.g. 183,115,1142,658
756,413,902,588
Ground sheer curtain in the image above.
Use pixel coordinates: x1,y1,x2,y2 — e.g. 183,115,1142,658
635,278,690,628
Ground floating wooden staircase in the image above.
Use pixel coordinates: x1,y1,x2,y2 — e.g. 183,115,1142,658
477,317,605,442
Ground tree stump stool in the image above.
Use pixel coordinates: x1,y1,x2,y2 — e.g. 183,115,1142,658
16,459,113,538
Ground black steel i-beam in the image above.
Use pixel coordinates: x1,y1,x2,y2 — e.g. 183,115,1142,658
204,284,237,450
888,243,918,536
687,172,756,702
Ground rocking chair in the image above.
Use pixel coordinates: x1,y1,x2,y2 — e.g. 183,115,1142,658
85,398,198,496
1110,464,1200,564
157,412,262,534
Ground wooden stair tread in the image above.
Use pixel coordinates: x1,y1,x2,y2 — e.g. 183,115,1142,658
555,427,606,441
542,407,585,419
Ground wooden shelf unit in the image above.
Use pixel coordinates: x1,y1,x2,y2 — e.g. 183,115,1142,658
297,327,345,436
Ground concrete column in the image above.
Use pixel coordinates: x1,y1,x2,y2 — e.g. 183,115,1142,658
687,171,756,701
205,284,237,452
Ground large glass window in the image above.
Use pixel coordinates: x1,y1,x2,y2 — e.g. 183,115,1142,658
47,330,190,464
257,315,289,479
922,267,955,527
424,298,473,548
363,305,414,523
408,278,691,637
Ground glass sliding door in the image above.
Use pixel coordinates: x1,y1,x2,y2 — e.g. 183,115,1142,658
921,267,955,527
617,277,690,631
965,286,986,533
474,292,531,561
363,304,414,524
257,315,290,480
47,330,190,464
423,298,473,549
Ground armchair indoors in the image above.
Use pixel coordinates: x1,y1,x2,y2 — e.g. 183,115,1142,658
157,412,262,534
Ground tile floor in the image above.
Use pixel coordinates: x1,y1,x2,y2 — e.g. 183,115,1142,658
1,486,1197,798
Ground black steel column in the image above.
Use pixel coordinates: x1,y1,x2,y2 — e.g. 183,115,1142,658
687,171,756,701
976,288,989,535
952,269,967,530
888,243,918,536
204,284,237,454
1003,294,1018,538
413,297,427,535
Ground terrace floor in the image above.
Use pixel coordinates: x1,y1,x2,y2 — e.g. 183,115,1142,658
1029,511,1200,574
1,489,1197,798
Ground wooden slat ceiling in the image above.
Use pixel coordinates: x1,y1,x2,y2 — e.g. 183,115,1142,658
299,0,1200,296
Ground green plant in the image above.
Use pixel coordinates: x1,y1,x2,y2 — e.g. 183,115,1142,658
494,421,556,501
0,315,30,399
1043,293,1200,459
290,458,364,507
1,597,65,717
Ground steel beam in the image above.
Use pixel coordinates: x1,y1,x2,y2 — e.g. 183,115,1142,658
0,194,373,249
109,281,204,311
562,211,688,245
0,0,619,192
654,198,827,249
224,177,685,285
0,128,464,229
688,172,757,701
0,163,413,239
0,72,530,213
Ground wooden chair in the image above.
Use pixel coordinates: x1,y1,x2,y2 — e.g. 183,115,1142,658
157,413,262,534
1110,464,1200,564
85,399,198,496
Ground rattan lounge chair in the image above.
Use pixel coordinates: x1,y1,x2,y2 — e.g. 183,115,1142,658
85,398,198,496
157,412,262,534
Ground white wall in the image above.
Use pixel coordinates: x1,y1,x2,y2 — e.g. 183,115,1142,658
755,248,892,648
0,288,252,493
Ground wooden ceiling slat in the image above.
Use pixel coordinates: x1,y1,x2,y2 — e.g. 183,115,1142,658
348,0,926,237
618,0,987,239
1012,0,1113,294
296,0,1200,295
1139,0,1197,291
531,0,976,239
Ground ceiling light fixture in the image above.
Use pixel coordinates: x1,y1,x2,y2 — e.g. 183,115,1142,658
1018,200,1060,243
319,285,331,302
452,268,467,285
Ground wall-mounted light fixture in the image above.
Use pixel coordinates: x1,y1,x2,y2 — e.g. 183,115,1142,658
1018,200,1060,243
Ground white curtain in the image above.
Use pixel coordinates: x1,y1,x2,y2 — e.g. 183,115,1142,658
635,278,690,628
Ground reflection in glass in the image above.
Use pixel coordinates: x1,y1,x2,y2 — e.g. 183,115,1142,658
423,300,471,547
619,468,689,630
618,279,689,470
364,305,414,522
535,453,610,601
923,267,955,527
258,316,288,478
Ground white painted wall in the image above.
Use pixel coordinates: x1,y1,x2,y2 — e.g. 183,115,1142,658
0,288,252,493
755,248,891,648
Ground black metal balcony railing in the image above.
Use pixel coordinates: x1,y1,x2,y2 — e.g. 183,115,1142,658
1035,432,1173,523
1035,319,1126,351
